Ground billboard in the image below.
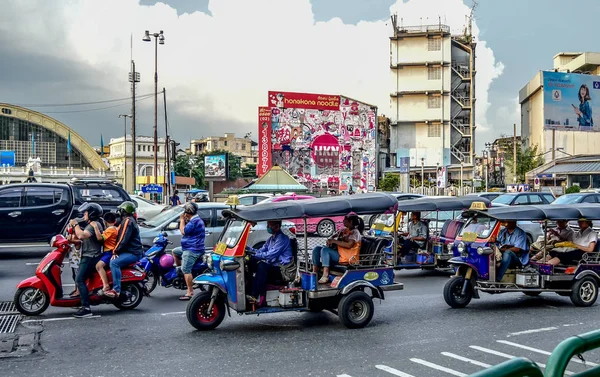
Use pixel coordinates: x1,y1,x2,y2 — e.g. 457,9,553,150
436,166,447,189
268,91,340,110
204,154,227,180
0,151,15,166
257,107,272,177
544,71,600,131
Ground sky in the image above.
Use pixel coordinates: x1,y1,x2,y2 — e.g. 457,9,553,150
1,0,598,154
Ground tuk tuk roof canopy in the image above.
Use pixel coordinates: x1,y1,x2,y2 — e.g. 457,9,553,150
246,165,308,193
395,197,491,212
223,193,399,222
475,204,600,221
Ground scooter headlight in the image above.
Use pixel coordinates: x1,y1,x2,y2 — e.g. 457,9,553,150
152,236,160,244
457,242,466,254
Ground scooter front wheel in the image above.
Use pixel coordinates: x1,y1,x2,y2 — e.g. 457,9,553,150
186,291,225,331
14,287,50,316
145,268,159,294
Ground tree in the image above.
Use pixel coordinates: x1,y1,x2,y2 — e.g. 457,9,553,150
566,185,581,194
379,174,400,192
504,144,545,183
173,150,255,188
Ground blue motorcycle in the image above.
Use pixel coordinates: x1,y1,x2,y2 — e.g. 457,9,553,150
139,232,209,294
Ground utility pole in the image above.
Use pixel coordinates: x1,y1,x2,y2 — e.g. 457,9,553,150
129,60,140,193
118,114,132,192
163,88,171,201
513,123,517,183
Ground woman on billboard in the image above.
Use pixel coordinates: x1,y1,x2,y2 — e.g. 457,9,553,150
573,84,593,128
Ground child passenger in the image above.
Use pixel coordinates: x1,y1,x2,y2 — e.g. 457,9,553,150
94,212,119,293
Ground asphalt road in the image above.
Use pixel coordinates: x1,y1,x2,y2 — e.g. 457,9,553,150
2,255,600,377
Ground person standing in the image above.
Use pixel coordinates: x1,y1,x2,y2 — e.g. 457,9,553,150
171,190,181,206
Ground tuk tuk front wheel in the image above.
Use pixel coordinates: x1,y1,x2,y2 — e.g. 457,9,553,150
443,277,473,308
338,291,374,329
186,291,226,330
570,277,599,307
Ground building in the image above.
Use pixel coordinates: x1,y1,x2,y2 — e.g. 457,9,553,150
388,17,476,183
520,52,600,163
190,133,257,167
107,135,166,193
259,91,378,193
526,154,600,193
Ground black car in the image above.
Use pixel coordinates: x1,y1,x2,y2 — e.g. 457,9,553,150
492,192,555,206
0,179,131,243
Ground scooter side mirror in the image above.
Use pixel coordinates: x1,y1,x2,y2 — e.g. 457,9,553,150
166,222,178,231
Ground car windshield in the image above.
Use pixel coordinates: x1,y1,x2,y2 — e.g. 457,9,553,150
459,215,497,239
423,211,455,221
373,214,395,227
143,206,183,227
77,187,124,202
492,195,516,205
219,219,246,248
553,194,584,204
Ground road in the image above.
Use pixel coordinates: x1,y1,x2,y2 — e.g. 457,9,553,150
2,255,600,377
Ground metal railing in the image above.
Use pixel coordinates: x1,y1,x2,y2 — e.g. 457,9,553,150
396,24,450,34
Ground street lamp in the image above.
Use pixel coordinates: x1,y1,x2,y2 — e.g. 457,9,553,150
460,159,464,196
436,162,440,196
118,114,132,192
142,30,165,193
421,157,425,195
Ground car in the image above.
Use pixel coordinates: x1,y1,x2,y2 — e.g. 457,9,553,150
138,203,295,251
0,179,131,243
237,193,273,206
487,203,544,244
551,192,600,204
465,192,502,201
256,194,344,237
362,193,425,229
492,192,555,206
131,196,167,222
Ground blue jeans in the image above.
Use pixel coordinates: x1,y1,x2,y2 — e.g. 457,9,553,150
109,253,140,293
497,251,522,281
76,256,99,308
312,246,340,268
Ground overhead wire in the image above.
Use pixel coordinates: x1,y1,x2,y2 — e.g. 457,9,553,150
42,94,155,114
14,92,158,107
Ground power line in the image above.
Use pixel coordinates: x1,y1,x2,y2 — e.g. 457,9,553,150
42,95,155,114
14,92,159,108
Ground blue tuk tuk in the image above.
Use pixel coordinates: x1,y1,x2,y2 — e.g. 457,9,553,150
185,193,404,330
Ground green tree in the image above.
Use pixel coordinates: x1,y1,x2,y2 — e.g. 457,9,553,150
379,174,400,192
504,144,545,183
566,185,581,194
174,154,205,188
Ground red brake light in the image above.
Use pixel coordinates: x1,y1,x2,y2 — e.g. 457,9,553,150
289,227,296,235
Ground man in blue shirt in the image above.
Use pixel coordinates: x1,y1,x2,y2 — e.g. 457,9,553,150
246,220,293,305
496,220,529,281
172,202,205,300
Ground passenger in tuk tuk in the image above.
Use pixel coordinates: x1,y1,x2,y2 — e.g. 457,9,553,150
312,213,363,284
245,220,293,305
545,218,598,266
496,221,529,281
530,220,574,262
399,212,428,256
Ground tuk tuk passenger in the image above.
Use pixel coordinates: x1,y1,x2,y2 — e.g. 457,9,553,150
496,221,529,281
546,218,598,266
400,212,428,255
530,220,574,262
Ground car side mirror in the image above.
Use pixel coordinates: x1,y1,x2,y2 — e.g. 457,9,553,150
166,222,179,231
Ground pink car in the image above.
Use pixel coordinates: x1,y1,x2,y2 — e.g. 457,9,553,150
258,194,345,237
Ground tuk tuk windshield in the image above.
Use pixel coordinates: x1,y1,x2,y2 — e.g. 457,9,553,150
373,213,396,227
219,219,246,248
459,215,497,239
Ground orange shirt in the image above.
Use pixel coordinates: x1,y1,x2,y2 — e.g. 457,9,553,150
103,226,119,252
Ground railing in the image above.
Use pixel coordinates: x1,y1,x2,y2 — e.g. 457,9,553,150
0,166,115,177
452,94,471,107
451,121,471,136
396,24,450,34
451,61,470,77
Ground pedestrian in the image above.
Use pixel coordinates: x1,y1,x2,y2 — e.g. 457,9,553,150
348,185,354,195
171,190,181,206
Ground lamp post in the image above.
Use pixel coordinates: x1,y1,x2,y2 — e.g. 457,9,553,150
460,159,464,196
421,157,425,195
142,30,165,195
436,162,440,196
118,114,132,192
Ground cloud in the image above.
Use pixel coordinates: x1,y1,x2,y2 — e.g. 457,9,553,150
1,0,503,152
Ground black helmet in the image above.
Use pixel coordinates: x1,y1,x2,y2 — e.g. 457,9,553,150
78,202,102,221
184,202,198,215
117,201,136,216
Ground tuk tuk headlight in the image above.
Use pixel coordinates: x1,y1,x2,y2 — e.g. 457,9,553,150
477,247,493,256
447,243,454,253
203,253,214,270
457,242,465,254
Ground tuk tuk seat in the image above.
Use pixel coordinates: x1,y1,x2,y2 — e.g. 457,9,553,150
330,236,386,273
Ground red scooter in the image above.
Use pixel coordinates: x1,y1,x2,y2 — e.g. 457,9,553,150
14,234,147,316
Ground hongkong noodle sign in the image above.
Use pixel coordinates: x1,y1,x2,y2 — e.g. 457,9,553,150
268,91,340,111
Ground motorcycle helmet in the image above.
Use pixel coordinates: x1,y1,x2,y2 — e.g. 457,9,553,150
159,254,175,269
117,201,136,216
86,203,103,221
184,202,198,216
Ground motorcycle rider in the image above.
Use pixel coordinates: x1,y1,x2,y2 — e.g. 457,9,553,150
103,201,143,299
68,203,105,318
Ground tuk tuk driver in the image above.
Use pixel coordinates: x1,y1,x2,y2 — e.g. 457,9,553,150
400,212,428,256
245,220,293,305
496,221,529,281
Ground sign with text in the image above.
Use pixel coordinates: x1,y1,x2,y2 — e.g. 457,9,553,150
257,107,272,177
142,184,163,194
204,154,228,180
268,91,340,110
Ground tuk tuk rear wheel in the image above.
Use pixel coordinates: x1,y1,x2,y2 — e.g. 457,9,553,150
570,277,599,307
338,291,374,329
186,291,226,330
443,277,473,308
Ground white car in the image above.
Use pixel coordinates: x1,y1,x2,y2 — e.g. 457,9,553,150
237,193,273,206
132,196,167,222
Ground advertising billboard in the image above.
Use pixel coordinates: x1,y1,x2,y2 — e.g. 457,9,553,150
257,107,272,177
268,91,340,110
204,154,227,180
544,71,600,131
436,166,447,189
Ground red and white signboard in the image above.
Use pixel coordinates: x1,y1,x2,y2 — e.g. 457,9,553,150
257,107,272,177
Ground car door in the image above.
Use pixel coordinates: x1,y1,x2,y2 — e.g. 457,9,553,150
22,186,71,242
0,186,24,242
582,195,598,203
197,208,216,250
542,194,556,204
527,194,544,205
513,195,530,205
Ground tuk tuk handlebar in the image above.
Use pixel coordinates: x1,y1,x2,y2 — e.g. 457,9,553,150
468,358,543,377
544,329,600,377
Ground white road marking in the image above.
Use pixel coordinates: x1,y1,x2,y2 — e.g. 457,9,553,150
160,311,185,316
22,315,101,323
470,346,574,376
563,323,584,327
441,352,491,368
497,340,598,367
337,374,353,377
507,326,558,337
375,364,415,377
63,283,76,287
410,358,467,377
544,305,557,309
25,262,40,266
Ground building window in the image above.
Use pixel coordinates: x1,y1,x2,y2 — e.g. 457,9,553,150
236,143,239,150
428,96,441,109
242,144,246,151
138,145,141,152
1,108,12,115
428,38,441,51
428,123,441,137
213,141,218,148
428,66,441,80
224,141,228,147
